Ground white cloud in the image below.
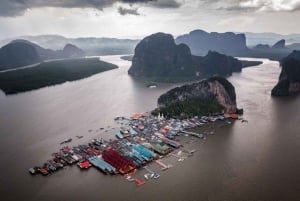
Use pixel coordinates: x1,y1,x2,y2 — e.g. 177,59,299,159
219,0,300,12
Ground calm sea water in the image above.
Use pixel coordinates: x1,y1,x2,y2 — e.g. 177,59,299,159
0,56,299,201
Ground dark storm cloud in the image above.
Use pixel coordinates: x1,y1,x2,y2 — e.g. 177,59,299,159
0,0,28,17
118,7,140,15
0,0,181,17
122,0,181,9
122,0,154,2
150,0,181,8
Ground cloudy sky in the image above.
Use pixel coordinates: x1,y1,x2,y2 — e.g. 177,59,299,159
1,0,300,39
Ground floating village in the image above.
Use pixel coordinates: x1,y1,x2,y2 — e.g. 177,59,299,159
28,112,240,186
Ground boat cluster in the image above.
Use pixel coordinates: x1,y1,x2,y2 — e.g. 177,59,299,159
29,113,236,178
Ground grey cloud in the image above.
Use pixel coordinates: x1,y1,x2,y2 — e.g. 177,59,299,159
210,0,300,12
122,0,154,3
149,0,181,8
0,0,181,17
122,0,181,9
118,7,140,15
0,0,110,17
0,0,28,17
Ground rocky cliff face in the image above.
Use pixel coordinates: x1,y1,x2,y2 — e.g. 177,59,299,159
155,76,237,118
280,50,300,64
272,39,286,49
272,51,300,96
129,33,196,79
0,41,41,70
198,51,242,75
175,29,248,56
128,32,243,81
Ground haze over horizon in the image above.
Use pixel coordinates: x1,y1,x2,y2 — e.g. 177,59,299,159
1,0,300,40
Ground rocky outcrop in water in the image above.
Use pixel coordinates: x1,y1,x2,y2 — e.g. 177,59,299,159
272,51,300,96
252,40,286,51
198,51,243,75
244,39,292,61
154,76,237,118
272,39,286,49
128,33,196,79
128,32,244,82
175,29,248,56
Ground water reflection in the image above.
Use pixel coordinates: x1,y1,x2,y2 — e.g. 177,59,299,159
0,56,299,201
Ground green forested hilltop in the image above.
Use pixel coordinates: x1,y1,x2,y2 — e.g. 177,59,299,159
153,76,237,119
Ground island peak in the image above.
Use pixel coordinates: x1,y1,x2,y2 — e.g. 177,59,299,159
128,32,246,82
272,50,300,96
153,76,238,118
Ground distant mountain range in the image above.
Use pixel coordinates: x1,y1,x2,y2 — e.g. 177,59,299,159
176,30,248,56
175,30,300,60
2,30,300,71
0,40,85,71
254,39,286,50
2,31,300,58
0,35,139,56
2,32,300,57
242,32,300,47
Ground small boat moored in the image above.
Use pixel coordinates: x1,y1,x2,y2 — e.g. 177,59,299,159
28,168,36,175
60,138,72,145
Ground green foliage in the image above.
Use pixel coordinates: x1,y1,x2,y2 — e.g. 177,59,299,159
0,58,118,94
152,99,224,119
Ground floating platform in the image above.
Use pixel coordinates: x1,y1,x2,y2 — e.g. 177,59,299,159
89,156,116,174
155,159,173,170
